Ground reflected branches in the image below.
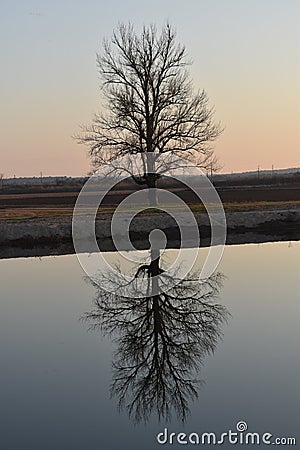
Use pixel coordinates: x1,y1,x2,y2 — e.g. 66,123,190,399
84,250,229,423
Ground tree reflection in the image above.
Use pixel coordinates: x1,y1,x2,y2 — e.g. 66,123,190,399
84,249,229,423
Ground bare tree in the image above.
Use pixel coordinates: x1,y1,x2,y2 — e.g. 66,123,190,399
76,23,222,202
0,174,4,192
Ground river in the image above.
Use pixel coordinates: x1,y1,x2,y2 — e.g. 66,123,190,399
0,241,299,449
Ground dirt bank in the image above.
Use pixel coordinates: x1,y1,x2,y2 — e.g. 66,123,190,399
0,204,299,259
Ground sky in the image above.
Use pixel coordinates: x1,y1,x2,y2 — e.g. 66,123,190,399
0,0,299,177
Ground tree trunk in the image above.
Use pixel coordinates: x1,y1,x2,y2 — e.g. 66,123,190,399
147,175,158,207
146,155,158,207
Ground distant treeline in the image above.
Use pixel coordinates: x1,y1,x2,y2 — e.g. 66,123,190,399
0,178,88,195
212,171,300,187
0,171,299,195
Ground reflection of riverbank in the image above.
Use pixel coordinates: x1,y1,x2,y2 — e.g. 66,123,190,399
0,207,299,259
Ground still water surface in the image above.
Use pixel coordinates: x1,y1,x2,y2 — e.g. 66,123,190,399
0,241,299,449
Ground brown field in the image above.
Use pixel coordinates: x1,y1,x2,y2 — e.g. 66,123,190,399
0,185,299,220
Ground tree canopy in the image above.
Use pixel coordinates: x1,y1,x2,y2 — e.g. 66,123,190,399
77,23,222,176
